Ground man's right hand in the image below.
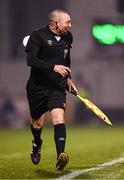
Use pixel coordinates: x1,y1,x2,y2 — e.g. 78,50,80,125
54,65,71,77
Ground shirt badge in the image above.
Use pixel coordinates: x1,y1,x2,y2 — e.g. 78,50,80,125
64,49,68,59
47,40,53,46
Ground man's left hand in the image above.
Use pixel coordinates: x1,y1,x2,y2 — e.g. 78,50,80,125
67,78,78,95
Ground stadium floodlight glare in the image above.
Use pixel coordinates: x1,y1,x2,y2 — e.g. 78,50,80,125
23,35,30,47
116,25,124,43
92,24,116,45
92,24,124,45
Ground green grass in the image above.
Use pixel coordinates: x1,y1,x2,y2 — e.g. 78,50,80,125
0,126,124,179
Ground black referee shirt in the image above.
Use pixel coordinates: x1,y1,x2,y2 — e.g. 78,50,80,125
25,26,73,89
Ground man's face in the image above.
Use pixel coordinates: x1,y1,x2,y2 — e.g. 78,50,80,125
57,13,71,34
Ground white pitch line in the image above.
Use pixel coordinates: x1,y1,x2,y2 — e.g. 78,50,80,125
57,157,124,179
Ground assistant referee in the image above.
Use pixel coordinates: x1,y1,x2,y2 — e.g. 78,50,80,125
25,9,77,170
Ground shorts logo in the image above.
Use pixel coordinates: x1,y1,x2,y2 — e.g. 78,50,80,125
63,103,65,108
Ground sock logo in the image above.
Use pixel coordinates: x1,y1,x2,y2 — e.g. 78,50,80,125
59,137,65,141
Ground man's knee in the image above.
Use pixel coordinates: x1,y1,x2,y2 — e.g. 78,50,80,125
32,115,44,128
50,108,65,125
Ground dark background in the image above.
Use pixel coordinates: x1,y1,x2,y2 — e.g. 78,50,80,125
0,0,124,127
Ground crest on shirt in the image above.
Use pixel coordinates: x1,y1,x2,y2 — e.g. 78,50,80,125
64,49,68,59
47,40,53,46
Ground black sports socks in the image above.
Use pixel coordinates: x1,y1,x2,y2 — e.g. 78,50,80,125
31,124,42,146
31,123,66,157
54,123,66,157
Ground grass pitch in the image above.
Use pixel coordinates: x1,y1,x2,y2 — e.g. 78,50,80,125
0,125,124,179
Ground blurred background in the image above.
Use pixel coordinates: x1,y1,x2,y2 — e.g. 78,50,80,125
0,0,124,128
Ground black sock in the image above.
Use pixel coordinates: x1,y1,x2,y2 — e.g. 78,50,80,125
54,123,66,158
31,124,42,146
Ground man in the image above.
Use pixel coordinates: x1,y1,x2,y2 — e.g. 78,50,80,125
25,9,77,170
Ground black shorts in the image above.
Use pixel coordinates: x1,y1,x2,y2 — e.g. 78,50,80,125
26,81,66,119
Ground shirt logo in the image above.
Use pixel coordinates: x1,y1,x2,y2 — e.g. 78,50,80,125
47,40,53,46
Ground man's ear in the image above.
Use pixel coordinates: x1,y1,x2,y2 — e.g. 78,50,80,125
55,21,58,27
55,21,59,30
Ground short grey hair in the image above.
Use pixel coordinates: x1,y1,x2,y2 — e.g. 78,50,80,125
48,9,69,23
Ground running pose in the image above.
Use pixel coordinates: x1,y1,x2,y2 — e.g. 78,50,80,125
25,9,77,170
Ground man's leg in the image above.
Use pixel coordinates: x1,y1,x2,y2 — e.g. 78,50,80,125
50,108,69,170
31,115,44,164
